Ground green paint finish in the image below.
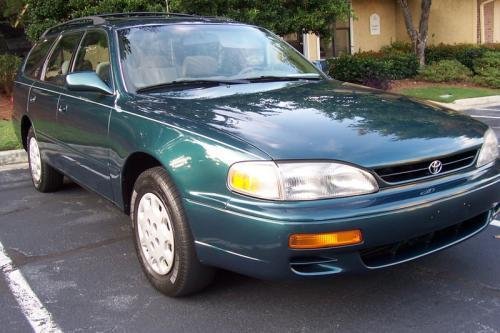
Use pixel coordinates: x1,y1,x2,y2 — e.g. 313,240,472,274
11,16,500,280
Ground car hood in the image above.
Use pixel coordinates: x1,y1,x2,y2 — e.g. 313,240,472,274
135,80,487,168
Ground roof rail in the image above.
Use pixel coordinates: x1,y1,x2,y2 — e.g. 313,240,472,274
95,12,233,22
40,12,232,38
41,16,106,38
94,12,197,19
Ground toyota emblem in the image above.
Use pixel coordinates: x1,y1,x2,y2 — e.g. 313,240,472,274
428,160,443,175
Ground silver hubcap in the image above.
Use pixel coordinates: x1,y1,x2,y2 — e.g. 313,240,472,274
29,137,41,184
137,193,175,275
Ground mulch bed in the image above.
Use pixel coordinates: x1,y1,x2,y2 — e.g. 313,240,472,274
0,94,13,120
389,79,487,93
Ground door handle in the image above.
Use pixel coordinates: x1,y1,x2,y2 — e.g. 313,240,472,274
29,95,37,103
58,104,68,113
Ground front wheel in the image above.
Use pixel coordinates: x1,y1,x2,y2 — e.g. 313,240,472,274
27,128,63,192
131,167,215,297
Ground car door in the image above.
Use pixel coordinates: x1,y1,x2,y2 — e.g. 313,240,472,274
55,29,114,199
24,36,61,165
14,36,56,143
31,31,84,170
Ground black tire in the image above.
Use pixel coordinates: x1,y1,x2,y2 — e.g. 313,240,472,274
131,167,215,297
27,128,64,193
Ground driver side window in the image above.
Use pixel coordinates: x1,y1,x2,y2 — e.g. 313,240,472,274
73,30,111,86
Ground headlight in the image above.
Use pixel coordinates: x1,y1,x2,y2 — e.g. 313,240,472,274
228,161,379,201
477,128,498,168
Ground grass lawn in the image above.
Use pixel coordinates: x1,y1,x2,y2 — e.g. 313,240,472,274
0,120,21,151
398,86,500,103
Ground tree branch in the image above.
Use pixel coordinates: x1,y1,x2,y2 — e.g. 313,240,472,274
397,0,418,42
418,0,432,42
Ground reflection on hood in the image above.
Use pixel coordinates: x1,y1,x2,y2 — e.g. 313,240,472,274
122,81,486,167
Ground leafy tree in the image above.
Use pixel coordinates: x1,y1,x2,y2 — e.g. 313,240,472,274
24,0,163,41
0,0,25,26
170,0,352,37
21,0,351,41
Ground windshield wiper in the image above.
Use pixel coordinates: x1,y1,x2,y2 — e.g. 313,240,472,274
243,74,323,83
136,79,249,93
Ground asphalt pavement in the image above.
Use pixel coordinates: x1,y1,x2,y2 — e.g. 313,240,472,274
0,105,499,332
462,105,500,149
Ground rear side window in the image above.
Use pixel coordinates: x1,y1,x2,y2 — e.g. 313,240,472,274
73,30,111,86
44,32,83,85
24,37,56,80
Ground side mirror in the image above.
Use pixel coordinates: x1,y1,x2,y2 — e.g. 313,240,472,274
312,59,327,72
66,72,113,95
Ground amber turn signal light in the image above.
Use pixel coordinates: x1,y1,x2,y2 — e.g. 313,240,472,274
289,230,363,249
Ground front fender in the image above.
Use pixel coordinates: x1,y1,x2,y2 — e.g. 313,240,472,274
108,107,269,210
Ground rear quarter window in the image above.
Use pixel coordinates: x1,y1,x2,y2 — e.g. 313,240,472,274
24,37,56,80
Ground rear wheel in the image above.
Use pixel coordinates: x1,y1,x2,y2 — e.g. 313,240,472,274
27,128,63,192
131,167,215,296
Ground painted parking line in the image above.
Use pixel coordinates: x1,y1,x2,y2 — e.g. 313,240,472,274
473,108,500,112
0,241,62,333
474,108,500,112
470,115,500,119
491,220,500,227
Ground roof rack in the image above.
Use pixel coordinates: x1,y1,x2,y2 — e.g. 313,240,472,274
41,12,231,38
41,16,106,38
95,12,197,19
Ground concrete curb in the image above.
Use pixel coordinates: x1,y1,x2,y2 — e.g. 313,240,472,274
0,149,28,166
429,95,500,111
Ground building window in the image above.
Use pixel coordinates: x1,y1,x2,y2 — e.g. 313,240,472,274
320,20,351,58
283,33,304,54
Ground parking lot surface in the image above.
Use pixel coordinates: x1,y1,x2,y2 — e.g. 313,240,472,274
1,105,499,332
463,105,500,149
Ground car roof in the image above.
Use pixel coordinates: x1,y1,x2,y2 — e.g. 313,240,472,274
42,12,238,38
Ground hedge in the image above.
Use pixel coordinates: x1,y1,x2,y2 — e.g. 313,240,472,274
0,54,22,96
327,42,500,89
473,51,500,88
327,51,418,89
418,60,473,83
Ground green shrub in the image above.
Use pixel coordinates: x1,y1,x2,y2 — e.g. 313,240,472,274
482,43,500,51
380,41,413,54
328,54,391,89
418,60,473,82
327,51,418,90
0,54,21,96
473,51,500,88
425,44,486,71
384,52,420,79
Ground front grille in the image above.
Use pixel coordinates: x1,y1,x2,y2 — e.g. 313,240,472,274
375,149,478,184
360,212,489,268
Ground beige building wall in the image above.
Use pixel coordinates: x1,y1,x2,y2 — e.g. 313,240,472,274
495,0,500,42
395,0,477,45
351,0,397,52
303,33,321,61
305,0,498,59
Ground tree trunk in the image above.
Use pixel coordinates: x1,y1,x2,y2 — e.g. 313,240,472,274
397,0,432,68
416,39,426,67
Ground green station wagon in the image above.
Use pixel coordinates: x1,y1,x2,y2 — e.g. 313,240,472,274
12,12,500,296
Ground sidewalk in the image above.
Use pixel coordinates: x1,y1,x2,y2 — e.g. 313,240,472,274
430,95,500,111
0,149,27,166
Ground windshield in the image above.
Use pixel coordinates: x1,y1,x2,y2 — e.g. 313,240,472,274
117,24,322,92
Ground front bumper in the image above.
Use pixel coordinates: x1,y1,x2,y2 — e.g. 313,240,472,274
185,163,500,280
